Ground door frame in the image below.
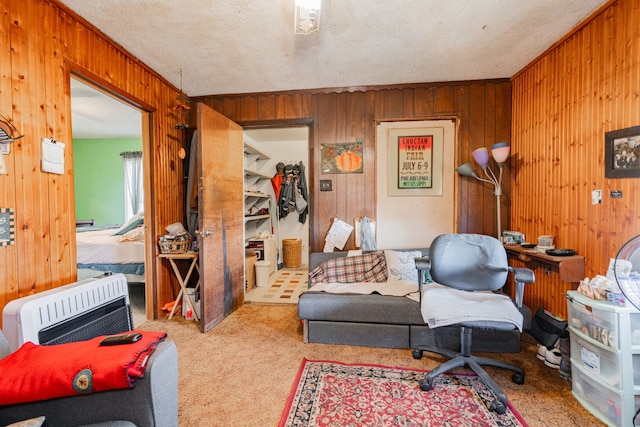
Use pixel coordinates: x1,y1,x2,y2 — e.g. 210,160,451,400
238,119,315,254
66,63,157,321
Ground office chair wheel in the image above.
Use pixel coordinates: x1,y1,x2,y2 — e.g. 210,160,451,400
490,400,507,414
411,349,423,359
418,377,433,391
511,372,525,385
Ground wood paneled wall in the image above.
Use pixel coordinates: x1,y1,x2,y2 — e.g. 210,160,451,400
511,0,640,318
197,81,512,252
0,0,186,324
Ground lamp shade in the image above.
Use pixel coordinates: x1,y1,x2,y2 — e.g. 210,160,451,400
471,147,490,167
455,162,477,177
491,142,510,164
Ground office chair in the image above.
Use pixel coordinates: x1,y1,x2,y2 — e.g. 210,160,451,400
413,233,534,414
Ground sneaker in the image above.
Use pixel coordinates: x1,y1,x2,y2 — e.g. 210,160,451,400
536,345,547,361
544,347,562,369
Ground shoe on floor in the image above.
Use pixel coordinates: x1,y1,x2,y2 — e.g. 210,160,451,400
544,348,562,369
536,345,547,361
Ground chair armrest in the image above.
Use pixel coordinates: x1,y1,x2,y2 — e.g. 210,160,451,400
511,267,535,284
0,340,178,427
414,257,431,298
508,267,535,309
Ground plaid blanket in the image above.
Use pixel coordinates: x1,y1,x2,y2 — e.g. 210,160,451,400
309,251,388,285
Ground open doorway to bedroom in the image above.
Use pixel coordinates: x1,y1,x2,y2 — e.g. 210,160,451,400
70,76,147,326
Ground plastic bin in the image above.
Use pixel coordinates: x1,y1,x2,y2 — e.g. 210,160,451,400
255,260,271,287
283,238,302,268
182,287,201,320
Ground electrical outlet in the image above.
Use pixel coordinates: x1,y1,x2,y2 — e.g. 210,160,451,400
320,180,332,191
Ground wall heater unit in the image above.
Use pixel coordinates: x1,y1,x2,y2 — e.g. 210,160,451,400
2,273,133,352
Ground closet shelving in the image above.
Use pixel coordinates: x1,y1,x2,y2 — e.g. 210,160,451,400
243,137,273,239
243,135,277,277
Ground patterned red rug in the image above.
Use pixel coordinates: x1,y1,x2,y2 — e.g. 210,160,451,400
279,359,528,427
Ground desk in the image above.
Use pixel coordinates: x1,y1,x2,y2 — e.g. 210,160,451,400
159,252,200,321
504,245,585,283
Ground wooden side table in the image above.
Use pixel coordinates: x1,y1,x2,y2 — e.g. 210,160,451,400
159,252,200,321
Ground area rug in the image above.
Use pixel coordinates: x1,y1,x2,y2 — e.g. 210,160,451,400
245,266,308,304
279,359,528,427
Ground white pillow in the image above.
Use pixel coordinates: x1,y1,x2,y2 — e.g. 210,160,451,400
114,211,145,235
384,250,422,282
119,226,144,242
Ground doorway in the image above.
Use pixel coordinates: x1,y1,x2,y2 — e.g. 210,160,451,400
70,76,147,326
242,126,310,304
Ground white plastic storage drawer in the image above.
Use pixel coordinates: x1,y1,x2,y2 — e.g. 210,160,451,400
572,362,640,426
570,332,625,389
567,292,618,349
631,312,640,346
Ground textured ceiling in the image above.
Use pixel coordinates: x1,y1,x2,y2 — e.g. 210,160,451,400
59,0,608,97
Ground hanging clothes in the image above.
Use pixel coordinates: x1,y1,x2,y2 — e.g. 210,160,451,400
278,164,297,218
296,161,309,224
270,162,285,203
185,130,199,236
359,216,376,250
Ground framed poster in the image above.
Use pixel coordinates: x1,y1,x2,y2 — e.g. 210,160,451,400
387,126,444,196
0,207,15,246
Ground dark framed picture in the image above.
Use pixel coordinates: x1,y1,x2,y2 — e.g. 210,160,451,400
605,125,640,178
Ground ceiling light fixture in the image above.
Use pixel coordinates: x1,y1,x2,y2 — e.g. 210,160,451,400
294,0,321,35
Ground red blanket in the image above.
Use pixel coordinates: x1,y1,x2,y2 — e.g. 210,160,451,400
0,330,166,405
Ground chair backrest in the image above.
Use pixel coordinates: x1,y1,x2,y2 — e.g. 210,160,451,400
429,233,508,291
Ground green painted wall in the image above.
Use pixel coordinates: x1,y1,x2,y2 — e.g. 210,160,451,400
73,138,142,226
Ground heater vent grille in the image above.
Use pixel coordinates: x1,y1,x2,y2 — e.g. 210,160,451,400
2,273,132,351
36,275,128,328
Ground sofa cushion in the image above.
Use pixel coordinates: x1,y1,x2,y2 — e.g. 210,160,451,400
298,292,424,325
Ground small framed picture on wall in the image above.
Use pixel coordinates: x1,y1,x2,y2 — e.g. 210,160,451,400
605,125,640,178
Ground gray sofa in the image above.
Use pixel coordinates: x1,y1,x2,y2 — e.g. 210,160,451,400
0,330,178,427
298,249,531,353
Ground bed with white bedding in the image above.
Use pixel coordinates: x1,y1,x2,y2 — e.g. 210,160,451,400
76,226,146,282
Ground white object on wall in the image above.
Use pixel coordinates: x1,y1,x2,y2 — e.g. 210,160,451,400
323,217,353,252
41,137,65,174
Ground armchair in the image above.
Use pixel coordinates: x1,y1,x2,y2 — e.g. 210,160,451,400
0,329,178,427
412,233,534,414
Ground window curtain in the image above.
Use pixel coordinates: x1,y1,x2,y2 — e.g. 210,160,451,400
121,151,144,220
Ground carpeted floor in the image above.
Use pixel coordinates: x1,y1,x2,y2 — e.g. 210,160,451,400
245,266,308,304
137,304,605,427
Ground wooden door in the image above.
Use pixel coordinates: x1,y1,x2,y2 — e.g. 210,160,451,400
196,103,245,332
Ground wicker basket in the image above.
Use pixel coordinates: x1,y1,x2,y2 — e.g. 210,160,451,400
282,238,302,268
159,235,192,254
